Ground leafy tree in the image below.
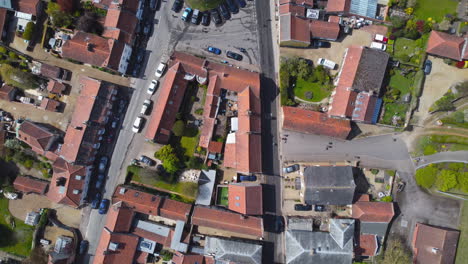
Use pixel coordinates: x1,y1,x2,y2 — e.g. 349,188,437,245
22,22,35,41
376,237,412,264
436,170,458,191
448,162,465,172
457,172,468,193
404,29,420,40
155,145,180,174
297,59,312,80
390,16,408,29
46,2,73,28
186,156,203,169
77,12,103,35
172,120,186,137
415,166,437,188
4,139,22,150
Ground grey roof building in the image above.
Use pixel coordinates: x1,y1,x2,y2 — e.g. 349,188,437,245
286,218,355,264
196,170,216,206
302,166,356,205
204,236,262,264
351,47,390,96
361,222,389,237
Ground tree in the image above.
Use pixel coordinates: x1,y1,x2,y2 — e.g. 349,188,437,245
390,16,408,29
186,156,203,169
458,172,468,193
376,237,412,264
297,59,312,80
46,2,73,28
22,22,35,41
172,120,185,137
436,170,458,191
415,166,437,188
77,12,103,35
4,139,22,150
155,145,180,174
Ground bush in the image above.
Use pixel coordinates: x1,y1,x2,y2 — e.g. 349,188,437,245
371,169,380,175
458,172,468,193
0,46,6,54
23,159,33,169
22,22,35,41
172,120,185,137
194,108,203,115
8,52,18,60
436,170,458,191
381,196,393,202
77,12,103,35
415,166,437,188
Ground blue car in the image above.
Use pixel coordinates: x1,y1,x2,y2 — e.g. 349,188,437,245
91,193,101,209
181,7,192,22
424,60,432,75
207,46,221,55
98,199,110,214
239,175,257,182
235,0,246,8
225,0,239,14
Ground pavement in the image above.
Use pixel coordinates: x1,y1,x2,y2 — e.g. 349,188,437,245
414,151,468,168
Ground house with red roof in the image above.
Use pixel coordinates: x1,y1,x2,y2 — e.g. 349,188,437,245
13,0,42,20
16,120,61,160
13,176,49,195
228,183,263,215
47,80,67,95
282,106,351,139
39,98,61,112
412,223,460,264
326,0,350,14
102,1,140,45
426,31,468,61
329,45,389,124
0,84,17,101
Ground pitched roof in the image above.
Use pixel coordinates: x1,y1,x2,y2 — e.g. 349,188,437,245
13,176,49,194
105,203,134,233
93,228,139,264
279,3,305,16
310,20,340,40
17,121,57,154
355,234,378,256
47,80,66,94
171,252,206,264
204,236,263,264
192,206,264,237
0,84,16,101
280,13,311,44
40,64,63,79
326,0,350,12
282,107,351,139
39,98,61,112
228,183,263,215
413,223,460,264
47,158,87,207
349,0,378,18
353,201,394,222
196,170,216,206
426,31,468,61
102,7,138,44
14,0,39,16
207,141,223,154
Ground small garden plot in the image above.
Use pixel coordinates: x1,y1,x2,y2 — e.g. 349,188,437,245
413,0,458,22
393,38,426,66
389,69,415,95
216,186,229,206
0,198,34,257
294,78,330,103
381,102,408,126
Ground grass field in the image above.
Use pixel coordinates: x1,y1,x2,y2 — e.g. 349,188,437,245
381,103,408,125
186,0,224,11
456,201,468,264
393,38,425,65
0,198,34,257
413,0,458,22
294,77,330,102
389,70,414,95
217,186,229,206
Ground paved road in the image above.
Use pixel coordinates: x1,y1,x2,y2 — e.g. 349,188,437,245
415,151,468,168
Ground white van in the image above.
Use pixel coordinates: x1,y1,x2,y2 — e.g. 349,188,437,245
316,58,337,70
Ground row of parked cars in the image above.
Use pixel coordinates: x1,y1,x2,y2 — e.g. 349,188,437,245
173,0,248,25
206,46,244,61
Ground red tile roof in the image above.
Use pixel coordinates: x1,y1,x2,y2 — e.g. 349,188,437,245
279,4,305,16
412,223,460,264
40,98,61,112
15,0,40,16
223,142,237,169
355,234,378,256
17,121,58,155
192,206,263,237
13,176,49,194
159,197,193,222
326,0,350,13
47,158,87,207
280,13,311,44
207,141,223,154
310,20,340,40
351,92,378,123
47,80,66,94
172,252,206,264
352,201,395,222
282,106,351,139
328,15,341,23
103,8,138,44
426,31,468,61
93,229,139,264
105,203,134,233
228,183,263,215
40,64,64,79
0,85,16,101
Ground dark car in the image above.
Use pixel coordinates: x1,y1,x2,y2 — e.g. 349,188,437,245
294,204,312,211
226,51,243,61
136,49,146,63
283,164,300,174
201,12,210,26
235,0,246,8
424,60,432,75
239,175,256,181
95,179,104,190
207,46,221,55
397,181,406,192
98,199,110,214
211,8,222,25
171,0,183,12
314,205,326,212
274,216,284,233
140,155,155,166
79,240,89,255
91,193,101,209
191,9,200,24
218,3,231,20
225,0,239,14
312,40,331,48
98,174,105,181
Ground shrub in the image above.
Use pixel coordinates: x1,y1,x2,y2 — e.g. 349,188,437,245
371,169,379,175
24,159,33,169
458,172,468,193
23,22,35,41
194,108,203,115
8,52,18,60
172,120,185,137
415,166,437,188
0,46,6,53
381,196,393,202
436,170,458,191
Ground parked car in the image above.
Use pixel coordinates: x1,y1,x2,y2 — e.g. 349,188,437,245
98,156,108,173
312,40,331,48
316,58,336,69
274,215,284,233
111,120,118,129
172,0,183,12
181,7,192,22
140,155,155,166
132,116,143,133
239,175,257,181
95,179,104,190
207,46,221,55
91,193,101,209
201,12,210,26
314,205,326,212
225,0,239,14
226,51,243,61
148,79,159,95
211,8,222,25
235,0,247,8
98,174,105,181
143,23,151,35
397,181,406,192
98,199,110,214
140,99,152,115
424,60,432,75
294,204,312,211
374,34,388,43
191,9,200,24
79,240,89,255
155,62,167,78
136,49,145,63
218,3,231,20
370,41,386,51
283,164,300,174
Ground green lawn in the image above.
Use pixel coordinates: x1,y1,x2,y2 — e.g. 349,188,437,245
294,77,330,102
180,128,200,158
217,187,229,206
381,103,408,125
393,38,425,65
456,201,468,264
413,0,458,22
0,198,34,257
186,0,224,11
389,70,414,95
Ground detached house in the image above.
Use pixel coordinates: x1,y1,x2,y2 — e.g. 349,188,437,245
16,120,61,161
412,223,460,264
426,31,468,61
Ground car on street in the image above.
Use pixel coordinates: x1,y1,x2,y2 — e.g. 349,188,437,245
218,3,231,20
111,120,118,129
283,164,300,174
98,199,110,214
211,8,222,25
132,116,143,133
91,193,101,209
225,0,239,14
274,215,284,233
207,46,221,55
370,41,386,51
140,155,155,166
191,9,200,24
397,181,406,192
312,40,331,48
181,7,192,22
136,49,145,63
98,174,105,181
155,62,167,78
314,205,326,212
79,240,89,255
98,156,108,173
95,179,104,190
148,79,159,95
143,23,151,35
239,175,257,181
424,60,432,75
316,58,336,70
140,99,152,115
172,0,183,12
235,0,246,8
201,12,210,26
226,51,242,61
374,34,388,43
294,204,312,211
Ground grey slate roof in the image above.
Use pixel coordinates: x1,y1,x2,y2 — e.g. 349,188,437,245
303,166,356,205
288,217,314,231
360,222,389,237
196,170,216,206
352,47,389,95
204,236,262,264
329,219,355,249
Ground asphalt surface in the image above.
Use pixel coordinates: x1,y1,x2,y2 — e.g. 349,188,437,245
415,151,468,168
